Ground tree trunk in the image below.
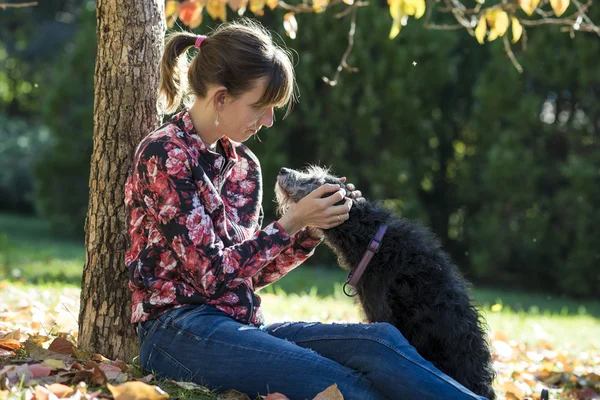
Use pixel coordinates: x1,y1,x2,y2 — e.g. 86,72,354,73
78,0,165,362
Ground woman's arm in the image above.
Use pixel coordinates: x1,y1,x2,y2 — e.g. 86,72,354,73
133,140,294,298
252,226,323,291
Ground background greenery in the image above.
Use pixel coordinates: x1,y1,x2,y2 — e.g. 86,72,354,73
0,0,598,298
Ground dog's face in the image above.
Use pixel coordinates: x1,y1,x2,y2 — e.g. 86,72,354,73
275,165,347,216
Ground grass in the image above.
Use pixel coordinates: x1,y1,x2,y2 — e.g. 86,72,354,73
0,212,84,284
1,212,600,399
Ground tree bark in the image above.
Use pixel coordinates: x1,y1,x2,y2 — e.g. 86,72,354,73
78,0,165,361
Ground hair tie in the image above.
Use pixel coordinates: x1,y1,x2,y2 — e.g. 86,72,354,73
194,35,207,49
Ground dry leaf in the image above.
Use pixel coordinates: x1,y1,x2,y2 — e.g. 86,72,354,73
0,348,14,358
107,381,170,400
48,337,75,355
29,363,52,378
312,384,344,400
0,338,21,351
0,330,21,340
25,340,73,362
134,374,154,384
218,389,251,399
28,334,51,345
46,383,75,398
71,346,91,361
264,394,290,400
165,380,210,392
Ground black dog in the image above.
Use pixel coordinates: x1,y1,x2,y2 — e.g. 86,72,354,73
275,166,496,399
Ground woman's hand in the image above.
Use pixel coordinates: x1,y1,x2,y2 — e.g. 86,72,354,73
304,177,364,239
340,177,365,203
277,184,352,236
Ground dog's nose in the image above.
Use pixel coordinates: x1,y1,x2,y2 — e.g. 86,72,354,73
279,167,290,175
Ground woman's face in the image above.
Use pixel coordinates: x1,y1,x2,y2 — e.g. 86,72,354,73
219,77,275,143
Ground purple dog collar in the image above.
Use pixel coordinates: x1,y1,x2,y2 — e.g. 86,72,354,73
343,225,388,297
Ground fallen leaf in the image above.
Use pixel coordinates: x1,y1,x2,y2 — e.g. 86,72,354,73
219,389,251,399
0,338,21,351
134,374,153,384
312,384,344,400
165,380,210,392
28,334,51,345
71,346,92,360
264,394,290,400
113,360,129,372
107,381,170,400
25,340,73,362
0,348,14,359
0,330,21,340
29,363,52,378
41,359,67,370
46,383,75,398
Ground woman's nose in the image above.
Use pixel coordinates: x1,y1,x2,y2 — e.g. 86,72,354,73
259,107,274,128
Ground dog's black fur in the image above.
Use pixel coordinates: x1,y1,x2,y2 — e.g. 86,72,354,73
275,166,496,400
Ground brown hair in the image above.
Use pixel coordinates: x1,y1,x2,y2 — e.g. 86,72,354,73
159,18,297,117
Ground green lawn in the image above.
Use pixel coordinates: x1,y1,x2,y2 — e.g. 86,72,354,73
2,211,600,352
2,212,600,400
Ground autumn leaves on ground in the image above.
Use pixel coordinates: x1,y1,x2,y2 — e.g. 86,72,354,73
1,283,600,400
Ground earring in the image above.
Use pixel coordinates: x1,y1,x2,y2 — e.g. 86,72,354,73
215,111,220,127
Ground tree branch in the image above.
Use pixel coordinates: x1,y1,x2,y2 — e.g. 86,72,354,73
0,2,38,8
323,6,359,86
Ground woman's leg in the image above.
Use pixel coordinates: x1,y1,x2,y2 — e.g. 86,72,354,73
137,305,386,400
263,321,490,400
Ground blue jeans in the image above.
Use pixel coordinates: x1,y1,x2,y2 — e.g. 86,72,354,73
137,304,488,400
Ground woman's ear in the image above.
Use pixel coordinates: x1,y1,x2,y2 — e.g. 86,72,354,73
212,86,228,111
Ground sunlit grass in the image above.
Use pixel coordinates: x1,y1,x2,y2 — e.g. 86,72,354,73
2,212,600,353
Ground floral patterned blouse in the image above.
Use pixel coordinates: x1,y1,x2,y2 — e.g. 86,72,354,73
124,108,322,326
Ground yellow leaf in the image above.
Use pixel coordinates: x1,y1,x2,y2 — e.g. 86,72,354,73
313,384,344,400
283,12,298,40
518,0,540,16
388,0,402,20
550,0,569,16
28,334,50,345
343,0,354,4
475,15,487,44
107,382,170,400
41,359,67,370
179,1,203,25
511,17,522,43
266,0,278,9
313,0,329,13
189,6,204,27
249,0,265,15
486,9,509,42
402,0,425,19
165,0,180,19
206,0,225,22
228,0,249,12
389,18,402,39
